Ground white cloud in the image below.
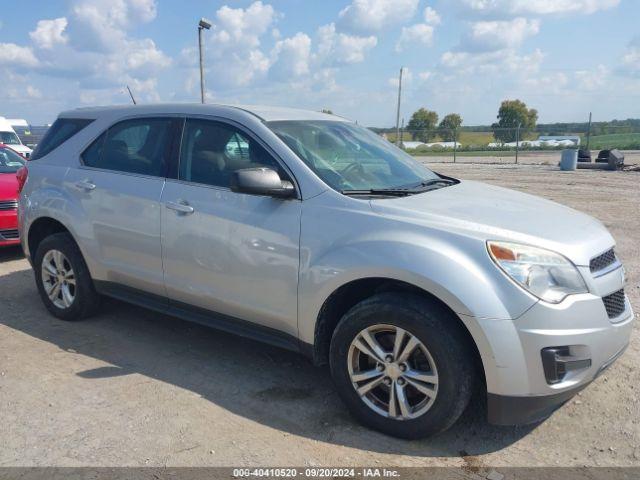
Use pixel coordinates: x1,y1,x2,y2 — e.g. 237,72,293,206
423,7,441,25
30,18,69,50
523,72,569,94
575,64,608,89
5,0,170,107
339,0,420,32
316,23,377,65
2,84,42,101
418,71,433,81
211,1,276,50
118,39,171,74
26,85,43,99
455,0,620,17
461,18,540,52
199,1,277,88
271,33,312,78
441,48,545,75
395,24,435,52
619,37,640,78
0,43,38,67
68,0,158,53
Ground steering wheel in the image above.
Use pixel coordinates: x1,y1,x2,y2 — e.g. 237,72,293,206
342,162,365,176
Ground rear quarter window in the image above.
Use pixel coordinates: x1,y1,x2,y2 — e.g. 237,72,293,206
30,118,94,160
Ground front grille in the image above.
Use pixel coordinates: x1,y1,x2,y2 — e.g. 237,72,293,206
602,289,626,320
0,229,19,240
0,200,18,211
590,248,617,273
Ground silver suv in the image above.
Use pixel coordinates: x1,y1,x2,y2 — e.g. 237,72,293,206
18,104,633,439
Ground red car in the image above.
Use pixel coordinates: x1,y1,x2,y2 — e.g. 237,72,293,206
0,144,26,247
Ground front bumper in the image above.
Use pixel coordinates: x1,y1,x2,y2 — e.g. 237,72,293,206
0,209,19,247
473,261,634,425
488,343,628,425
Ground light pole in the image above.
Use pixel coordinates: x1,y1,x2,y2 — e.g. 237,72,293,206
198,18,212,104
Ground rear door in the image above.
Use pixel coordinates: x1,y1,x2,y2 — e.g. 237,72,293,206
160,117,301,337
65,117,180,296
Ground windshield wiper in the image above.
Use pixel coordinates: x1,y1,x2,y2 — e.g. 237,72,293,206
341,188,417,197
418,178,457,187
341,178,458,197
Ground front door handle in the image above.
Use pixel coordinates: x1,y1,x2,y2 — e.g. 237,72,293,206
166,201,195,215
75,180,96,191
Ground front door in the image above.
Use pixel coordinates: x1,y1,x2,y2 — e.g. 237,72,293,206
161,118,301,336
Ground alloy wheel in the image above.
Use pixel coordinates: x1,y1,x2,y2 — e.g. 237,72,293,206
41,249,76,309
347,324,439,420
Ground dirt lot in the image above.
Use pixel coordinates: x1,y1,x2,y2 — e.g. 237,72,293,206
1,163,638,468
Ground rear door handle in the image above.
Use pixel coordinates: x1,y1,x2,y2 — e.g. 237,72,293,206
166,201,195,214
75,180,96,191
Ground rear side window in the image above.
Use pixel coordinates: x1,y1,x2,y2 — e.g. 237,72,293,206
82,118,175,177
30,118,93,160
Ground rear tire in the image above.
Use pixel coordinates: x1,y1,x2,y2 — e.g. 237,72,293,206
34,233,100,321
329,292,475,439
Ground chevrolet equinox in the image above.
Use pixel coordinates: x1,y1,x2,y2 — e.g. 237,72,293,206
18,104,634,439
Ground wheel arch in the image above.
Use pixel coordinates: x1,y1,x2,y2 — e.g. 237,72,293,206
311,277,487,389
27,217,75,260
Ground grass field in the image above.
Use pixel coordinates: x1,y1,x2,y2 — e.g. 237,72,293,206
583,133,640,150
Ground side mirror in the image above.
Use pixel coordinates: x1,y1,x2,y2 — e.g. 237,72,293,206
230,168,296,198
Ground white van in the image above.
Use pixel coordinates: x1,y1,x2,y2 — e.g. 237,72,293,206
0,117,32,158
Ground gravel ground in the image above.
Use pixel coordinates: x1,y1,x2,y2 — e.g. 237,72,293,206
0,163,638,468
415,150,640,165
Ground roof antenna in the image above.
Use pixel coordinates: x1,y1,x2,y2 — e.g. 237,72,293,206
126,85,137,105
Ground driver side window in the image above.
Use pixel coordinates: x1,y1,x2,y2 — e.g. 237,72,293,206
179,119,284,188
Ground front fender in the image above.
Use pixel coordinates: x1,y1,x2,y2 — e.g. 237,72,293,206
297,194,538,363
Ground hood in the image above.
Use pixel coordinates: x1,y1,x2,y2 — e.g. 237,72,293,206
369,180,613,266
0,172,19,198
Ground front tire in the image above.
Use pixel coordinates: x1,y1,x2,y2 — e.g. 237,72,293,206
34,233,100,321
329,292,475,439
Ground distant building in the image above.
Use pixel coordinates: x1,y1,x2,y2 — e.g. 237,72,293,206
401,141,426,149
538,135,581,146
402,141,461,149
489,136,580,148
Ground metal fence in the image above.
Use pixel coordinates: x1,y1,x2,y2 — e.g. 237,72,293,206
378,125,640,165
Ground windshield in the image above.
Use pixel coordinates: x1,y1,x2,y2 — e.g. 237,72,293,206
0,148,25,173
267,120,440,192
0,132,21,145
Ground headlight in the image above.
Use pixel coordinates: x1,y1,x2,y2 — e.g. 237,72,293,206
487,241,588,304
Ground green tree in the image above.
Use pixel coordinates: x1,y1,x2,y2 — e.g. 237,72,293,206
438,113,463,142
407,108,439,143
491,100,538,143
321,109,333,115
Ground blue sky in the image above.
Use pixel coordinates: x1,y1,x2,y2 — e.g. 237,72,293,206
0,0,639,126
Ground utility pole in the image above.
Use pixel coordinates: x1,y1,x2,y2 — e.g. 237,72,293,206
400,118,405,147
395,67,404,146
198,18,212,104
515,123,521,164
453,128,457,163
585,111,592,153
